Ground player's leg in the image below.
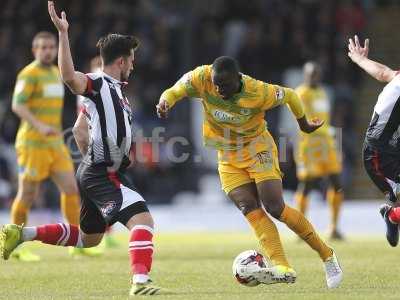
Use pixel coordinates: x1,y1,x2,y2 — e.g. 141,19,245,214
9,176,42,261
257,179,343,288
0,222,103,260
0,190,105,260
326,174,344,240
124,211,159,295
12,146,46,226
11,176,40,226
294,179,318,216
219,164,296,284
109,179,164,296
51,171,80,226
50,145,81,226
294,139,316,216
228,182,291,269
363,144,399,246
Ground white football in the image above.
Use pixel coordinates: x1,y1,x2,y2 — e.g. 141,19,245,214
232,250,268,287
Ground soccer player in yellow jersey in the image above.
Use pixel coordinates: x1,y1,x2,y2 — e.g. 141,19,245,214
11,31,96,260
294,62,344,240
157,56,343,288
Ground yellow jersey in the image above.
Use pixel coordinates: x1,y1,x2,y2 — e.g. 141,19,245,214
161,65,305,150
12,61,65,148
295,84,331,137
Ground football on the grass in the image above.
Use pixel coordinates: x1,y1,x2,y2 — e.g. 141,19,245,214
232,250,268,287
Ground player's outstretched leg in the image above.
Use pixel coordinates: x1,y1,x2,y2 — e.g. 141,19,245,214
0,223,85,260
228,184,297,285
245,209,297,285
380,204,399,247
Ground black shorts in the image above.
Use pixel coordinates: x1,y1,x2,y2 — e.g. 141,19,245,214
363,143,400,203
76,163,149,234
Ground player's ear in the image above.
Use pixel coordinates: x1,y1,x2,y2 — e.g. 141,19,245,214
117,56,124,67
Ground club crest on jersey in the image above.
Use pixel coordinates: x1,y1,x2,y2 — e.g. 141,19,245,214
100,201,117,217
240,108,251,115
211,109,242,124
119,97,131,113
275,88,285,101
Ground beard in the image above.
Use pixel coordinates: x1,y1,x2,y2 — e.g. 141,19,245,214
120,70,130,82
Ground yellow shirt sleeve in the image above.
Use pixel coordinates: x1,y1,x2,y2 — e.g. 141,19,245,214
160,66,205,108
12,70,36,105
262,84,305,119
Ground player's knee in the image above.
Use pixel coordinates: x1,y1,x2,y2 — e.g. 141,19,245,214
18,186,36,203
329,175,342,191
237,199,259,216
125,211,154,230
264,201,285,219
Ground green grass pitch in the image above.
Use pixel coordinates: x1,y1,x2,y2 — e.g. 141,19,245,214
0,232,398,300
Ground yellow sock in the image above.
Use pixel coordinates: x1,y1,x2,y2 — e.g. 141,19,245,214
295,192,308,215
279,205,332,261
11,199,30,225
327,189,343,231
246,208,290,267
60,193,80,226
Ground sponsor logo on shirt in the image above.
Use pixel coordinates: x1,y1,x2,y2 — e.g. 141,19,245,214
211,109,243,124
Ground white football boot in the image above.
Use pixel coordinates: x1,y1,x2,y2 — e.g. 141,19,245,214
324,249,343,288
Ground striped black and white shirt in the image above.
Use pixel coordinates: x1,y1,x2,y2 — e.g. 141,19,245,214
80,71,133,169
366,73,400,152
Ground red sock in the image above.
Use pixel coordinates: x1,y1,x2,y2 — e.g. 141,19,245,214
129,225,154,276
389,207,400,224
35,223,81,247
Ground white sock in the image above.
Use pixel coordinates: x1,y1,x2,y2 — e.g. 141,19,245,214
133,274,150,284
22,227,37,241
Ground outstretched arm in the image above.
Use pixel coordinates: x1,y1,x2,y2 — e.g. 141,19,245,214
48,1,87,95
284,88,324,133
348,35,397,83
263,85,323,134
157,70,200,118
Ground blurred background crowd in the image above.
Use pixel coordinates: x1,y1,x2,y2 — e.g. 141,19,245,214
0,0,395,208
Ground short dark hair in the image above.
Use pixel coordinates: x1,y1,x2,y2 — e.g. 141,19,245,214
32,31,56,48
96,33,140,65
212,56,240,74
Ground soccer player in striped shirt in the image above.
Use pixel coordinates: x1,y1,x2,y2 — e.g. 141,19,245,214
349,35,400,247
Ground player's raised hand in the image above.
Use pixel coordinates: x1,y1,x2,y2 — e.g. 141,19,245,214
297,117,324,133
48,1,69,33
156,99,170,119
348,35,369,64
